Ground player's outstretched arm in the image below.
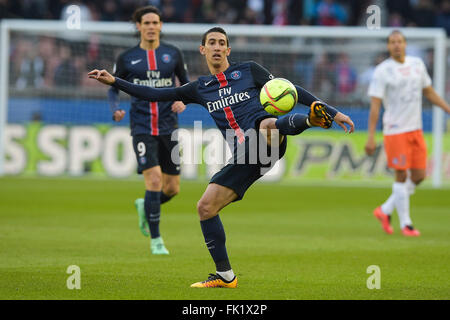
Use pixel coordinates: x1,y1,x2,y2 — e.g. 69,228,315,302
88,69,187,103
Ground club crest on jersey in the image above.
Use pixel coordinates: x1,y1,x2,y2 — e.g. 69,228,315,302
231,70,241,80
162,54,171,63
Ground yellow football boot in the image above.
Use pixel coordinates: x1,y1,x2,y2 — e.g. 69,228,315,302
309,101,333,129
190,273,238,288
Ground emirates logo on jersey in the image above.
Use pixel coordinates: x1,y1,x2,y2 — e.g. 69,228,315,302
206,87,251,113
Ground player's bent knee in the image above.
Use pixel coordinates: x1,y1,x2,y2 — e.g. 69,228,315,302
197,199,217,220
164,185,180,197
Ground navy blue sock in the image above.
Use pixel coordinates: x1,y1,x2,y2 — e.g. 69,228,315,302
275,113,310,136
145,191,161,239
160,192,173,204
200,215,231,272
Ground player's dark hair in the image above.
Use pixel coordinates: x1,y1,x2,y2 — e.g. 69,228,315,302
202,27,230,47
132,5,162,23
387,30,406,43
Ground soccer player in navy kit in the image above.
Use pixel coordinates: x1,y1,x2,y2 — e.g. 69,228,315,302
108,6,189,255
90,27,354,288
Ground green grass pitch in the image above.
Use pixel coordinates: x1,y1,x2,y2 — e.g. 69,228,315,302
0,177,449,300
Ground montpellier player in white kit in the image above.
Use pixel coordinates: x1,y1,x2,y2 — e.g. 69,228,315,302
365,30,450,237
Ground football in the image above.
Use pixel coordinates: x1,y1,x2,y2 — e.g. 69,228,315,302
260,78,298,116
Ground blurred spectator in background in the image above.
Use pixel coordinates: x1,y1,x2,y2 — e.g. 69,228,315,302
53,44,80,86
271,0,289,25
357,52,387,104
358,53,388,88
3,0,450,107
0,0,447,34
196,0,216,23
247,0,264,24
38,36,59,87
101,0,119,21
335,52,357,99
236,5,260,24
286,0,304,25
312,0,348,26
0,0,19,19
410,0,436,27
294,53,315,90
16,0,49,19
386,0,412,25
388,12,404,27
312,52,336,101
160,1,178,22
13,39,45,90
215,0,237,24
436,0,450,35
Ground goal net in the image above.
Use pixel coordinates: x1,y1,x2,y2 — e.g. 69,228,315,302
0,20,448,186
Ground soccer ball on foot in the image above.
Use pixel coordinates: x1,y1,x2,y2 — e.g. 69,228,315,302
260,78,298,116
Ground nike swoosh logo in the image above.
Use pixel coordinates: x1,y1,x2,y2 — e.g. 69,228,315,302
131,59,142,65
204,80,213,86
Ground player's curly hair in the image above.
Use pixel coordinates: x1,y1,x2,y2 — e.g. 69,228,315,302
132,5,161,23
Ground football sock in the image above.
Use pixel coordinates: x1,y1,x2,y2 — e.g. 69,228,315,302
145,190,161,239
405,177,416,195
381,193,395,215
393,182,412,229
217,270,235,282
160,192,173,204
275,113,311,136
200,215,231,272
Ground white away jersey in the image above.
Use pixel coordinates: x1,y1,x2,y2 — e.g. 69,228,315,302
368,56,432,135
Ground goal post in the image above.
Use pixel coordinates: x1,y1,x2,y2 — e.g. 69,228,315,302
0,20,447,186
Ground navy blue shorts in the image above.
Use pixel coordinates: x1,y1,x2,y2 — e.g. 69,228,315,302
132,134,180,175
210,134,287,201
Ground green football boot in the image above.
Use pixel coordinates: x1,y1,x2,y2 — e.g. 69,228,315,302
151,237,169,255
134,198,150,237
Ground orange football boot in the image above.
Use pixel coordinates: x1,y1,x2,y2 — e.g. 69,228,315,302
190,273,238,288
373,206,394,234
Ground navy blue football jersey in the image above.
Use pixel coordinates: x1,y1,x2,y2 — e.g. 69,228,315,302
191,62,274,144
108,41,189,136
112,60,338,152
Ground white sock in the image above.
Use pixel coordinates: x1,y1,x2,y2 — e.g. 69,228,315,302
406,177,416,195
393,182,412,228
217,269,235,282
381,192,395,215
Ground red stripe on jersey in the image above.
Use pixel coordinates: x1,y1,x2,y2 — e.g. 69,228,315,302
215,72,228,88
147,50,158,70
150,102,158,135
224,106,245,144
147,50,159,135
